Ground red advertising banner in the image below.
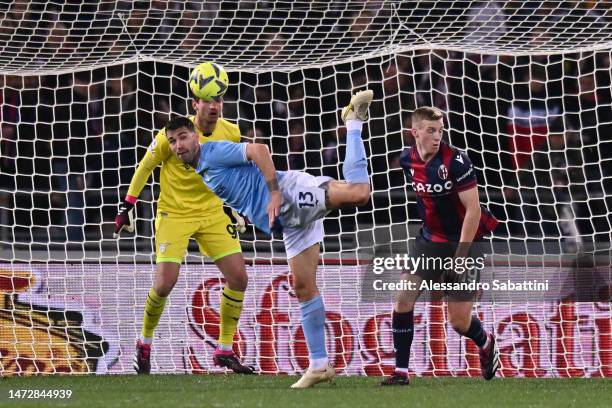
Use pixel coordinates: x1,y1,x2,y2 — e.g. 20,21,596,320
0,264,610,377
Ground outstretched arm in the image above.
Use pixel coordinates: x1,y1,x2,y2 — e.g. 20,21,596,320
126,156,159,198
114,135,165,237
246,143,281,228
127,133,168,199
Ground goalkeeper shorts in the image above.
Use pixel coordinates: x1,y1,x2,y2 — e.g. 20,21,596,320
154,211,242,264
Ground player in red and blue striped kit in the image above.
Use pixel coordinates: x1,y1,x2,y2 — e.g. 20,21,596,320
382,106,500,385
399,130,499,243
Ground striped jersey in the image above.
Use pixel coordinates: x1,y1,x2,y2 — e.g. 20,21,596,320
399,141,498,242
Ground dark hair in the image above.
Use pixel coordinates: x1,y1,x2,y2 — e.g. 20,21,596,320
165,116,195,132
411,106,444,125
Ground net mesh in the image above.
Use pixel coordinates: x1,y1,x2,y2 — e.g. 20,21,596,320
1,1,612,75
0,0,611,376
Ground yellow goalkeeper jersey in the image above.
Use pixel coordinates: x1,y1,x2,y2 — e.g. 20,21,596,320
127,116,241,219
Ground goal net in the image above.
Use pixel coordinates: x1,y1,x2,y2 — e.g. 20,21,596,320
1,0,611,376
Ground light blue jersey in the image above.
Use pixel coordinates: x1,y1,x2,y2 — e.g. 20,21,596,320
195,141,285,234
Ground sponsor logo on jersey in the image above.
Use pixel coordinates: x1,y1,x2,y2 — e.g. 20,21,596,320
147,139,158,153
455,154,464,164
411,180,453,193
456,166,474,182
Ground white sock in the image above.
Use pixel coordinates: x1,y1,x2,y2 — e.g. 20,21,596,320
309,357,329,371
219,344,233,351
395,367,409,375
346,120,363,132
140,336,153,345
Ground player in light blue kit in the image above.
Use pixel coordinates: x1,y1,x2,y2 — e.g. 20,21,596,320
164,90,373,388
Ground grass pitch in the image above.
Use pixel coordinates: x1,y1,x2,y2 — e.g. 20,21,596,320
1,374,610,408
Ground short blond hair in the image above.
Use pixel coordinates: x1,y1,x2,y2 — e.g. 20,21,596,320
411,106,444,126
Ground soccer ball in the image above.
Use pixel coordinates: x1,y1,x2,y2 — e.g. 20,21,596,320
189,62,229,100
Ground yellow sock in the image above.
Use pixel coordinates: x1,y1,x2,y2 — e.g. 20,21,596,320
141,288,167,340
219,287,245,349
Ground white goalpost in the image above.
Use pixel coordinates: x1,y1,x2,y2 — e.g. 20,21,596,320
0,1,611,376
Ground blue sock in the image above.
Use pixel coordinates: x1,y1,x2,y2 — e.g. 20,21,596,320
342,120,369,184
299,296,327,359
462,316,489,348
393,311,414,370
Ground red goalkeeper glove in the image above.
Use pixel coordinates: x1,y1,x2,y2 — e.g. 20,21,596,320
113,196,136,238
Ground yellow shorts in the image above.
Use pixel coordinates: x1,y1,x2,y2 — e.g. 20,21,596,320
154,211,242,264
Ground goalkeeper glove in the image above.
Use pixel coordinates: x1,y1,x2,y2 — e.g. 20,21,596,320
224,206,248,234
113,196,136,238
231,209,247,234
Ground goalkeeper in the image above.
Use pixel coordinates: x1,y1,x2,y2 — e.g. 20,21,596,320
114,62,253,375
162,89,372,388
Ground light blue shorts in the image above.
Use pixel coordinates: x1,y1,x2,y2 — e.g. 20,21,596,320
279,171,331,259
